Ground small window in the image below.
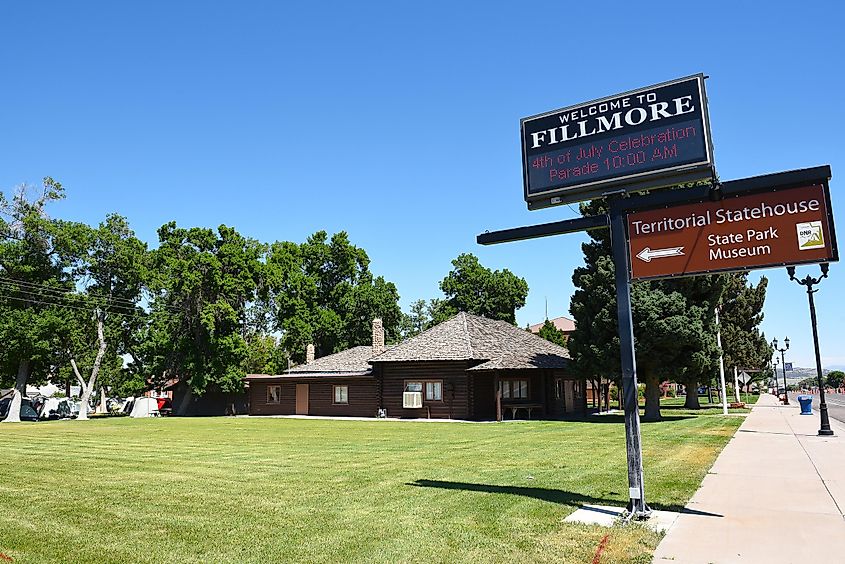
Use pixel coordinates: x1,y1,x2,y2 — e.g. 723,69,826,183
425,381,442,401
501,379,528,400
515,380,528,399
406,381,423,392
267,385,281,404
333,385,348,405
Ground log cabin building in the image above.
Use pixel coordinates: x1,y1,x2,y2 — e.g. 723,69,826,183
246,313,587,421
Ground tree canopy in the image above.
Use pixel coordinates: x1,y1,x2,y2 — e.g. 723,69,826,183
568,199,726,420
431,253,528,325
262,231,402,363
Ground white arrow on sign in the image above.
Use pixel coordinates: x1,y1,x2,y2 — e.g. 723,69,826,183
636,246,685,263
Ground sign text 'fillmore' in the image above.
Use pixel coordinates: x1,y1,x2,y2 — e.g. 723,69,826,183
627,183,838,280
522,75,714,209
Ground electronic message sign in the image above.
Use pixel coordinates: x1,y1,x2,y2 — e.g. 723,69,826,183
627,183,838,280
522,75,714,210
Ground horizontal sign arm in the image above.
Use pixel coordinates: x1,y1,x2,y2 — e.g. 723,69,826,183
477,214,609,246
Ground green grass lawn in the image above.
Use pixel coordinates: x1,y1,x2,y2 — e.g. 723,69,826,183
0,409,745,564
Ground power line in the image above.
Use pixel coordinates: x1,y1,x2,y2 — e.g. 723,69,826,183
0,279,144,312
0,282,144,316
0,276,185,313
0,292,150,320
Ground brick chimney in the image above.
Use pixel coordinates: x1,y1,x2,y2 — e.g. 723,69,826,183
306,343,315,364
372,318,385,355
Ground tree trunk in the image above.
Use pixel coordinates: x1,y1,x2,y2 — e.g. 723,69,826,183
75,311,108,421
684,377,701,409
642,370,662,422
2,360,31,424
176,384,194,416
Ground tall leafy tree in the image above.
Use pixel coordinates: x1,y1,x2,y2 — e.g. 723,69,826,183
63,214,147,419
0,179,81,423
143,222,264,397
263,231,402,362
432,253,528,325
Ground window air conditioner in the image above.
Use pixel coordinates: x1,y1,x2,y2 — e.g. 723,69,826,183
403,391,423,409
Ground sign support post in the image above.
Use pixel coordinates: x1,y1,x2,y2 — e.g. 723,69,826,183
608,197,650,518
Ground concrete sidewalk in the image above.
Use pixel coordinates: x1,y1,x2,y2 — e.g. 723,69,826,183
653,394,845,563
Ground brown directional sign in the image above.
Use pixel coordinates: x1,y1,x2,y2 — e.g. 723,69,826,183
627,183,838,280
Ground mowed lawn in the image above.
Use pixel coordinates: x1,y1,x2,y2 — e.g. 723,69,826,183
0,405,745,564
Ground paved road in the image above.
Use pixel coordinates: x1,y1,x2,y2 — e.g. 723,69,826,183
789,391,845,424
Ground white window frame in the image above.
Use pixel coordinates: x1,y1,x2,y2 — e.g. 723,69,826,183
333,385,349,405
425,381,443,401
267,385,281,404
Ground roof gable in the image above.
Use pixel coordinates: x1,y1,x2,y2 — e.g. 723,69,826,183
371,312,570,369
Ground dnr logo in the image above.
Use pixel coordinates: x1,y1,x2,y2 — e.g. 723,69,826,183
796,221,825,250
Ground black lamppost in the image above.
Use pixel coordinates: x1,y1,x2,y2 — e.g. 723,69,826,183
772,337,790,405
787,263,834,436
772,357,779,396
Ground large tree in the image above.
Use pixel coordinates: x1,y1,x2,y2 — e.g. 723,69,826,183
0,179,81,423
432,253,528,325
63,214,147,419
263,231,402,363
718,273,771,400
569,200,725,420
142,222,264,400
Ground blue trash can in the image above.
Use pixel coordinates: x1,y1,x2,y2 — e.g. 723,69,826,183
797,395,814,415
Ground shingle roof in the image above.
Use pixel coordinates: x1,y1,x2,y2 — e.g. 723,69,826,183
244,313,571,381
371,312,570,370
287,345,374,374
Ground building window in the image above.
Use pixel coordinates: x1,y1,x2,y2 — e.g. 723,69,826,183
333,385,349,405
404,380,442,402
267,385,281,404
425,381,442,401
501,379,529,400
555,378,564,400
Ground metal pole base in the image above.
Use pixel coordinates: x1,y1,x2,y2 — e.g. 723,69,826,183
819,403,834,436
625,499,653,520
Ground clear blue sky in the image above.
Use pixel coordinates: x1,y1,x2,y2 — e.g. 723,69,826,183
2,2,843,369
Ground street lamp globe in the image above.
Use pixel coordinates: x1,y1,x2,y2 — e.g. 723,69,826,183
784,337,790,350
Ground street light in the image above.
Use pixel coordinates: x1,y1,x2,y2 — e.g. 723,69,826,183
787,264,834,436
771,358,778,395
772,337,790,405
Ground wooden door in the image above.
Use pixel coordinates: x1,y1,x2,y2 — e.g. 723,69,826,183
564,380,574,413
295,384,309,415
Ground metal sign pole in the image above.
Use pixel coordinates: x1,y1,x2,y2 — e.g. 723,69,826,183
609,198,650,518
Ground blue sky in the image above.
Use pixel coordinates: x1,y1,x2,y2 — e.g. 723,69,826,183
2,2,843,369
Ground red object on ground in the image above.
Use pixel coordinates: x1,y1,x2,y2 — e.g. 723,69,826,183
592,534,610,564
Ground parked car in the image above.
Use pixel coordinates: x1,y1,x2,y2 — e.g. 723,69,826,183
0,396,40,422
